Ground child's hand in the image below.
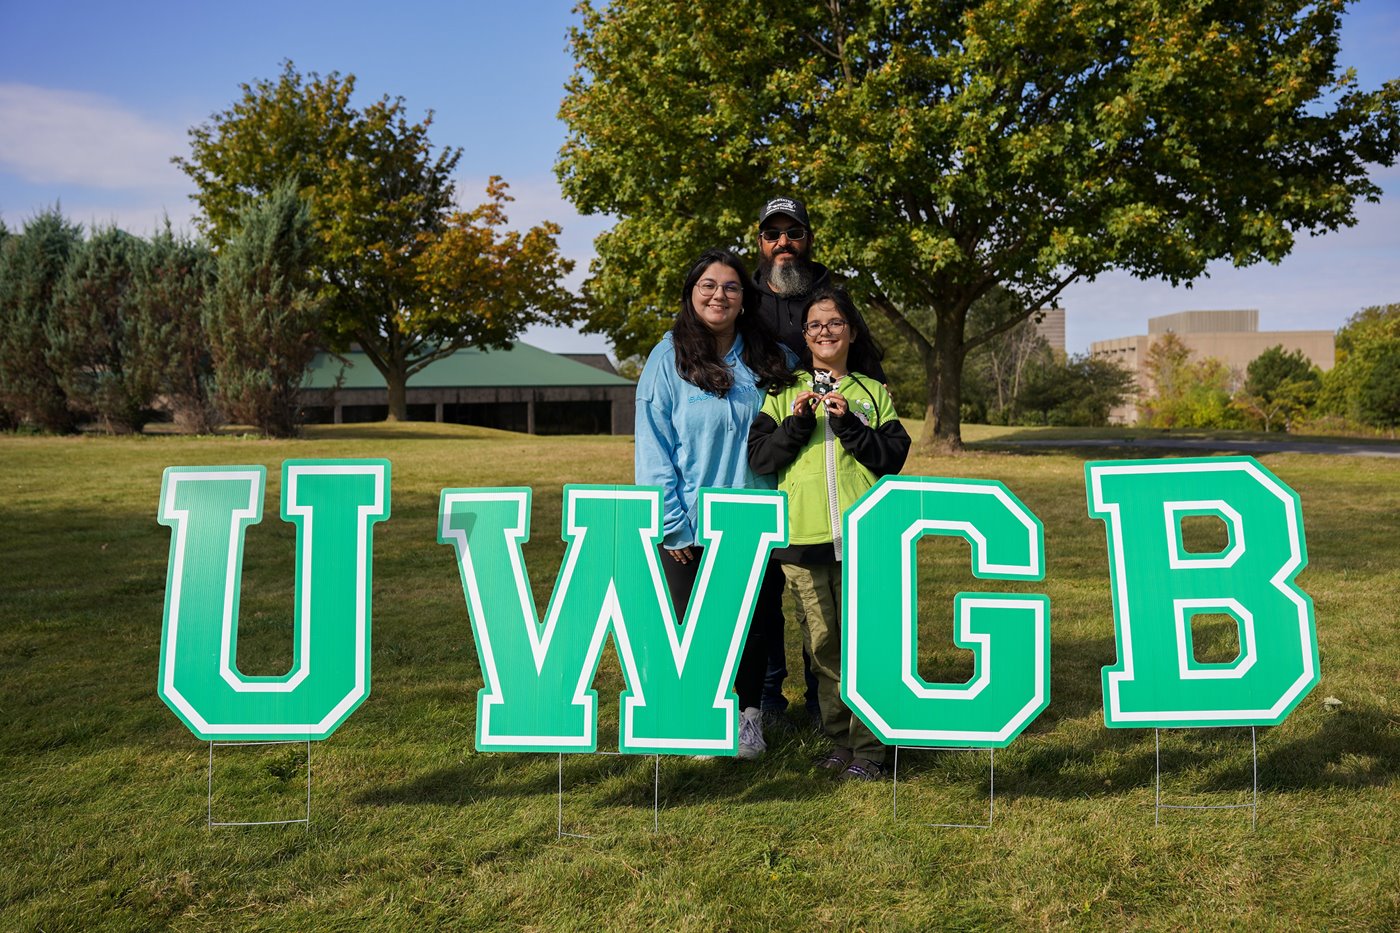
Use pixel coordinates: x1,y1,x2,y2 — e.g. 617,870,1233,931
791,390,822,416
822,391,849,418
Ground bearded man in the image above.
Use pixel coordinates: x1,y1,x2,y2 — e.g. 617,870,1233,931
753,197,886,382
753,197,828,352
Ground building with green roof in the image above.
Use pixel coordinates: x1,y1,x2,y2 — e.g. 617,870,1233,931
298,343,636,435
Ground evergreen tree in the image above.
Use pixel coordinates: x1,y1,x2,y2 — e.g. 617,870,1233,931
46,226,151,433
0,209,83,432
0,218,9,429
205,183,322,437
130,227,218,432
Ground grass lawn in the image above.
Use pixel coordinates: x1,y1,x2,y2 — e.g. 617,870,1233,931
2,423,1396,930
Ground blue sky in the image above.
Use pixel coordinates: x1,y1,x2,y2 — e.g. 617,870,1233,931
2,0,1396,357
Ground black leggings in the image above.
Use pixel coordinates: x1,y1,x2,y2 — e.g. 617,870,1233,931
658,545,785,711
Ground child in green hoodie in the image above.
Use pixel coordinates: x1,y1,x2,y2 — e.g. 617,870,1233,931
748,286,911,780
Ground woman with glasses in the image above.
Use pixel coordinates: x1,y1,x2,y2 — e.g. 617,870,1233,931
747,285,911,781
634,247,797,759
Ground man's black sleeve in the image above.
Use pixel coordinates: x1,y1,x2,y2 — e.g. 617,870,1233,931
748,409,816,474
829,412,911,477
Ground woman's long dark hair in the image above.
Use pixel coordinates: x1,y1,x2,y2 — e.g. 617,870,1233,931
798,285,886,378
672,248,795,396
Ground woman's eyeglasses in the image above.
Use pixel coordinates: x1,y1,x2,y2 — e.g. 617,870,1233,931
759,227,809,242
803,320,848,336
695,280,745,297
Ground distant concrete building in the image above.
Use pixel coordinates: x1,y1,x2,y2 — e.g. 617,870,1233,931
1091,310,1334,424
1034,307,1066,357
298,343,636,435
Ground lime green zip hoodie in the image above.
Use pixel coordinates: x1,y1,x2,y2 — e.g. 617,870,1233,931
747,370,910,558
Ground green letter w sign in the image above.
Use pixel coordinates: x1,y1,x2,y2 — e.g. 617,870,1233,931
440,485,786,755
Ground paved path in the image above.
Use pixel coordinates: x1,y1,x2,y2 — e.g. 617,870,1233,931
989,436,1400,458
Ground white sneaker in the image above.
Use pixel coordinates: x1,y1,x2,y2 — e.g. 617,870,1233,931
737,706,766,760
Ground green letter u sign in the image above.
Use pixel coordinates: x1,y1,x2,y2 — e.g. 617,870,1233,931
156,460,390,740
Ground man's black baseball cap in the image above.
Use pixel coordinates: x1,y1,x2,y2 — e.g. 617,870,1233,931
758,197,811,229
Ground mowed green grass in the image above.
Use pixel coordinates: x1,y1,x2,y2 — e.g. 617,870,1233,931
1,423,1396,931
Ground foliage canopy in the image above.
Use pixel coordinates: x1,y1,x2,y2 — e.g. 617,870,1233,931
557,0,1400,447
178,62,577,420
1321,302,1400,427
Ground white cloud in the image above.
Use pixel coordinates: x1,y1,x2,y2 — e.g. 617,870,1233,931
0,83,189,190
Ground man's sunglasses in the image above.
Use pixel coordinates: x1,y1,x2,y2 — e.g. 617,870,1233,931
759,226,809,242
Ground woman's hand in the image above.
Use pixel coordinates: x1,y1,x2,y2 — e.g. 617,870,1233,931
666,546,697,564
822,390,849,418
791,390,821,417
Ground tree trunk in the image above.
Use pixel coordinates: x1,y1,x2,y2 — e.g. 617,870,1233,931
385,372,408,421
868,290,969,453
927,307,966,453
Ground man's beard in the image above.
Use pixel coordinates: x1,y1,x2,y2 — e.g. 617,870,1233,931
763,254,815,297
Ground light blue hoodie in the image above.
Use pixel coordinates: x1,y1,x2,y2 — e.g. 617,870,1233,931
634,332,777,549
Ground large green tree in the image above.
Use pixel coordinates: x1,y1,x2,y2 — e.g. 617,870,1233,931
557,0,1400,449
177,63,576,420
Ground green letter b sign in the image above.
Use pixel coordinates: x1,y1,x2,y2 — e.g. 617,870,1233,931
1086,457,1318,728
156,461,390,740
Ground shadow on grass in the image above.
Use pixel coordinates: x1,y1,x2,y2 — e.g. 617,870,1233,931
1037,633,1120,729
976,701,1398,803
968,438,1235,460
1259,705,1399,790
967,426,1400,459
301,423,525,442
355,735,840,811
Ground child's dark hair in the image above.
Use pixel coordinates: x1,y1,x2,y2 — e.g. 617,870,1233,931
800,285,886,378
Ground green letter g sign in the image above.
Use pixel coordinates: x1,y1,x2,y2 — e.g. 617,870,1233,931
843,476,1050,748
156,460,390,740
